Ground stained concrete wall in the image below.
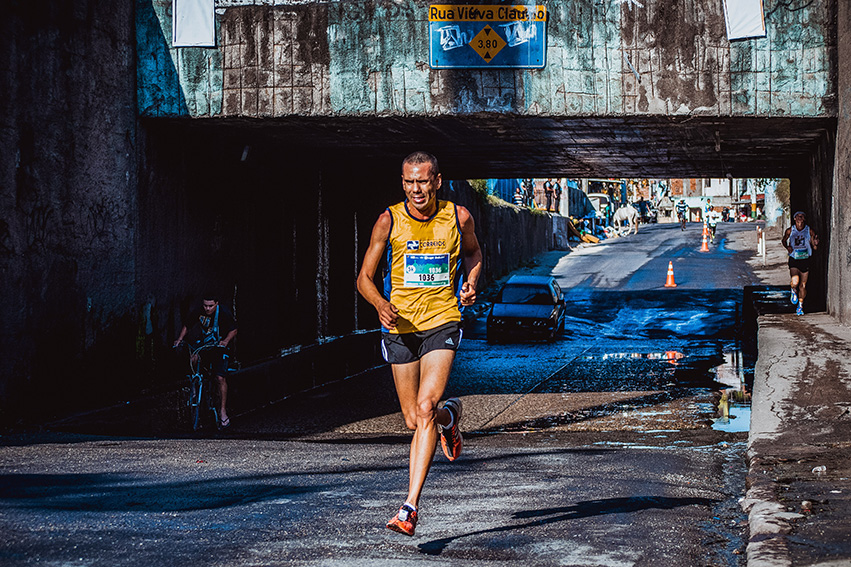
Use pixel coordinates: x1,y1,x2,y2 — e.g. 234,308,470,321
445,180,562,284
0,1,138,423
138,0,835,119
828,2,851,323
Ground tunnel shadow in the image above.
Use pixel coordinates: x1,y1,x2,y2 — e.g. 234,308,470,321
418,495,719,555
0,471,325,513
37,363,401,441
0,446,620,513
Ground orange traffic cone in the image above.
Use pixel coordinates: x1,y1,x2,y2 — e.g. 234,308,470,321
702,222,708,237
664,261,677,287
699,231,710,252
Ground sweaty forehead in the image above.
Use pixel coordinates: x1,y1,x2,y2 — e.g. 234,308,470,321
402,162,435,179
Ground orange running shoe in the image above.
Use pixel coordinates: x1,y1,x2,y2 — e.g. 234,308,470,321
386,504,418,536
439,397,463,461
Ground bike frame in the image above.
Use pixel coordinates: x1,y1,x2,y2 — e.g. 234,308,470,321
185,343,225,431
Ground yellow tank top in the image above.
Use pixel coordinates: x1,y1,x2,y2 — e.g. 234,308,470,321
384,200,463,334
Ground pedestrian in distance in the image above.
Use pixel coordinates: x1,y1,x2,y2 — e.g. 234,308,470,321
543,178,555,212
781,211,819,316
513,186,524,207
174,294,238,428
356,151,483,536
552,179,562,214
522,178,534,207
636,196,647,223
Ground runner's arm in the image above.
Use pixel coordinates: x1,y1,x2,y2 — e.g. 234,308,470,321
810,228,819,250
457,206,482,306
356,211,399,329
781,228,791,252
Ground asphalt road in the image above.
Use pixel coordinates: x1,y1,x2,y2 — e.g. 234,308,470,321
0,221,763,566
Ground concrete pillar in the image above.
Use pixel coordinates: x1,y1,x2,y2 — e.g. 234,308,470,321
829,1,851,323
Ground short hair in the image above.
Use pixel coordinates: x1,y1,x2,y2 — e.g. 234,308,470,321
402,151,439,177
793,211,806,220
201,292,218,303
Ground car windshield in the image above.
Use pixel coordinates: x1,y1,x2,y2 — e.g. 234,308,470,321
498,284,553,305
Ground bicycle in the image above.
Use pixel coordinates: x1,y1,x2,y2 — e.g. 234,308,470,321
176,342,227,431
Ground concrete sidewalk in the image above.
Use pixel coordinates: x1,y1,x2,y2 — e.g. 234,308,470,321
740,225,851,566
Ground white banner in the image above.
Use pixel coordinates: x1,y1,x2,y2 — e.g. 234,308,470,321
723,0,766,41
173,0,215,47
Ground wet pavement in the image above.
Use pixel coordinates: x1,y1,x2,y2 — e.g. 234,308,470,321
0,430,746,566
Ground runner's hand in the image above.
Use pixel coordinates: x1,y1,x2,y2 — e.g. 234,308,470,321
460,282,476,306
378,301,399,329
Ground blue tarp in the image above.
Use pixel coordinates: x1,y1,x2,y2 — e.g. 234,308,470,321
487,179,523,202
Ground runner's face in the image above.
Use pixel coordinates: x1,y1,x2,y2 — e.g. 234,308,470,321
794,215,805,229
402,162,441,216
202,300,218,316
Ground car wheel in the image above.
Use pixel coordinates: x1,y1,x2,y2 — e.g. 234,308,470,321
548,327,558,342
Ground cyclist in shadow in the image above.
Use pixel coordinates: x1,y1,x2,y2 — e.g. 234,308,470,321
174,293,238,428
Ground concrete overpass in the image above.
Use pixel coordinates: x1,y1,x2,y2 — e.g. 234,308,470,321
1,0,849,422
137,0,835,179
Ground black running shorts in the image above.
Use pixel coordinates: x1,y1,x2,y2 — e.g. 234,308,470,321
788,256,810,273
381,321,462,364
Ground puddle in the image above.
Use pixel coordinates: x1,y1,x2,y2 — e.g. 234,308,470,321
713,389,752,432
580,351,684,363
711,351,752,432
712,404,751,433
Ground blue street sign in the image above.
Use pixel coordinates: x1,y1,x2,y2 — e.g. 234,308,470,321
429,5,547,69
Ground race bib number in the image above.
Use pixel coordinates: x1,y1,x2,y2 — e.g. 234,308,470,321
791,250,809,260
404,253,450,287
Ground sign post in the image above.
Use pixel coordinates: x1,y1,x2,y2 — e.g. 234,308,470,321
429,5,547,69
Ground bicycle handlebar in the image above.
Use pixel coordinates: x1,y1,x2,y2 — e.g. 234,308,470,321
174,342,229,376
173,341,227,355
188,343,227,357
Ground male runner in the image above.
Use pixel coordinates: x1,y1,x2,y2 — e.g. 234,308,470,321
707,208,721,242
676,199,688,230
357,151,482,536
781,211,819,315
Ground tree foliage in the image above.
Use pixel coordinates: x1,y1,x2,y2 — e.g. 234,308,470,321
775,178,790,208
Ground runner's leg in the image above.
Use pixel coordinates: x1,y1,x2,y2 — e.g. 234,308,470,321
798,270,809,303
393,350,454,508
790,268,801,298
392,361,421,431
391,361,422,508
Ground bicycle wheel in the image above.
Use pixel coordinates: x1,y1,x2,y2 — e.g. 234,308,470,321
204,379,219,430
190,376,204,431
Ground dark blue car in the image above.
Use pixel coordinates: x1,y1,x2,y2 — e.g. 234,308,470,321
486,275,566,343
